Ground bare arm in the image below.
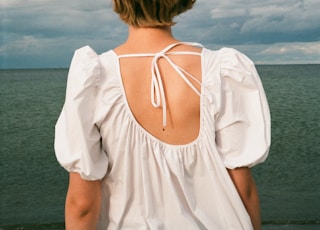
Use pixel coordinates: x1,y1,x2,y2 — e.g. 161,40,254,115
227,167,261,230
65,172,101,230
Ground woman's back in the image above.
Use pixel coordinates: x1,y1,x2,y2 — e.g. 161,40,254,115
55,41,270,229
115,42,203,145
54,1,270,228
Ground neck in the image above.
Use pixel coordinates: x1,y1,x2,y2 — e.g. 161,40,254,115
123,26,179,52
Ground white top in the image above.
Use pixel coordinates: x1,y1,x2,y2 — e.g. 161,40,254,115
55,42,271,229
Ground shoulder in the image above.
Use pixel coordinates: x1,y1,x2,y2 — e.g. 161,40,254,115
65,46,105,100
68,46,118,87
72,45,118,67
202,47,254,67
218,47,255,72
68,46,101,85
72,45,118,66
203,47,258,83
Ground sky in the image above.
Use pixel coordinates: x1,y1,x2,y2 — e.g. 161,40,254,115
1,0,320,69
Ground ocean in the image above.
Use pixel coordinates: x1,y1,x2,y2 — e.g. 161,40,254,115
0,65,319,229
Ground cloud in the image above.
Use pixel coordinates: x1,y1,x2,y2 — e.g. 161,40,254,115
1,0,127,68
240,2,320,33
261,42,320,56
0,0,319,68
247,41,320,64
208,0,320,43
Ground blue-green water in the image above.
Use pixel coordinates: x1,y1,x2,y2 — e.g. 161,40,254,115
0,65,320,229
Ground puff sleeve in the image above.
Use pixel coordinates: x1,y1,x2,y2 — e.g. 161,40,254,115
215,48,271,169
54,46,108,180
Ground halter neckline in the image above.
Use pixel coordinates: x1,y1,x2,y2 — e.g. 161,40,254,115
117,42,203,128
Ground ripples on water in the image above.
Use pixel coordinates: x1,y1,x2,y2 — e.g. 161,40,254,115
0,65,319,228
0,69,68,226
254,65,320,223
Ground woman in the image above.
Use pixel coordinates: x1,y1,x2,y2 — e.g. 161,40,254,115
55,0,270,229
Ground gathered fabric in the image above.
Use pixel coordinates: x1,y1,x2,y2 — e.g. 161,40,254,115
55,42,271,229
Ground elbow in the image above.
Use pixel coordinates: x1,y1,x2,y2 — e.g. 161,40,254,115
67,198,94,218
65,173,101,228
66,195,100,219
227,167,260,211
241,184,260,208
65,192,101,229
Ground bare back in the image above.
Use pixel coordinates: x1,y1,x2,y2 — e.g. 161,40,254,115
115,43,203,145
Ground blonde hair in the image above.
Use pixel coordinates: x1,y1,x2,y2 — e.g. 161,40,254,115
113,0,196,27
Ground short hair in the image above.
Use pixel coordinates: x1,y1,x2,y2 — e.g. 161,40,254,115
113,0,196,27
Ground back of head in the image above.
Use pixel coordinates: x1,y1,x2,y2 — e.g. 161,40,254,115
113,0,196,27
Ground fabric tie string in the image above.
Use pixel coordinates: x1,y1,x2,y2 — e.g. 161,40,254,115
118,42,203,128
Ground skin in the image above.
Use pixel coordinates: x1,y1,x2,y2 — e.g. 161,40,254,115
228,167,262,230
115,26,202,144
65,26,262,230
65,173,101,230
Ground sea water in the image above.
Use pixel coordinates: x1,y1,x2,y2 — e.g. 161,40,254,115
0,65,319,229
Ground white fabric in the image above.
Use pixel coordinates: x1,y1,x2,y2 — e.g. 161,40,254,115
54,43,271,229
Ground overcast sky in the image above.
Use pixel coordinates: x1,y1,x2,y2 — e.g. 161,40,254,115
1,0,320,69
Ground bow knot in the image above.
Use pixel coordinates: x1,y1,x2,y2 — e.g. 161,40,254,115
151,51,167,127
117,42,203,129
